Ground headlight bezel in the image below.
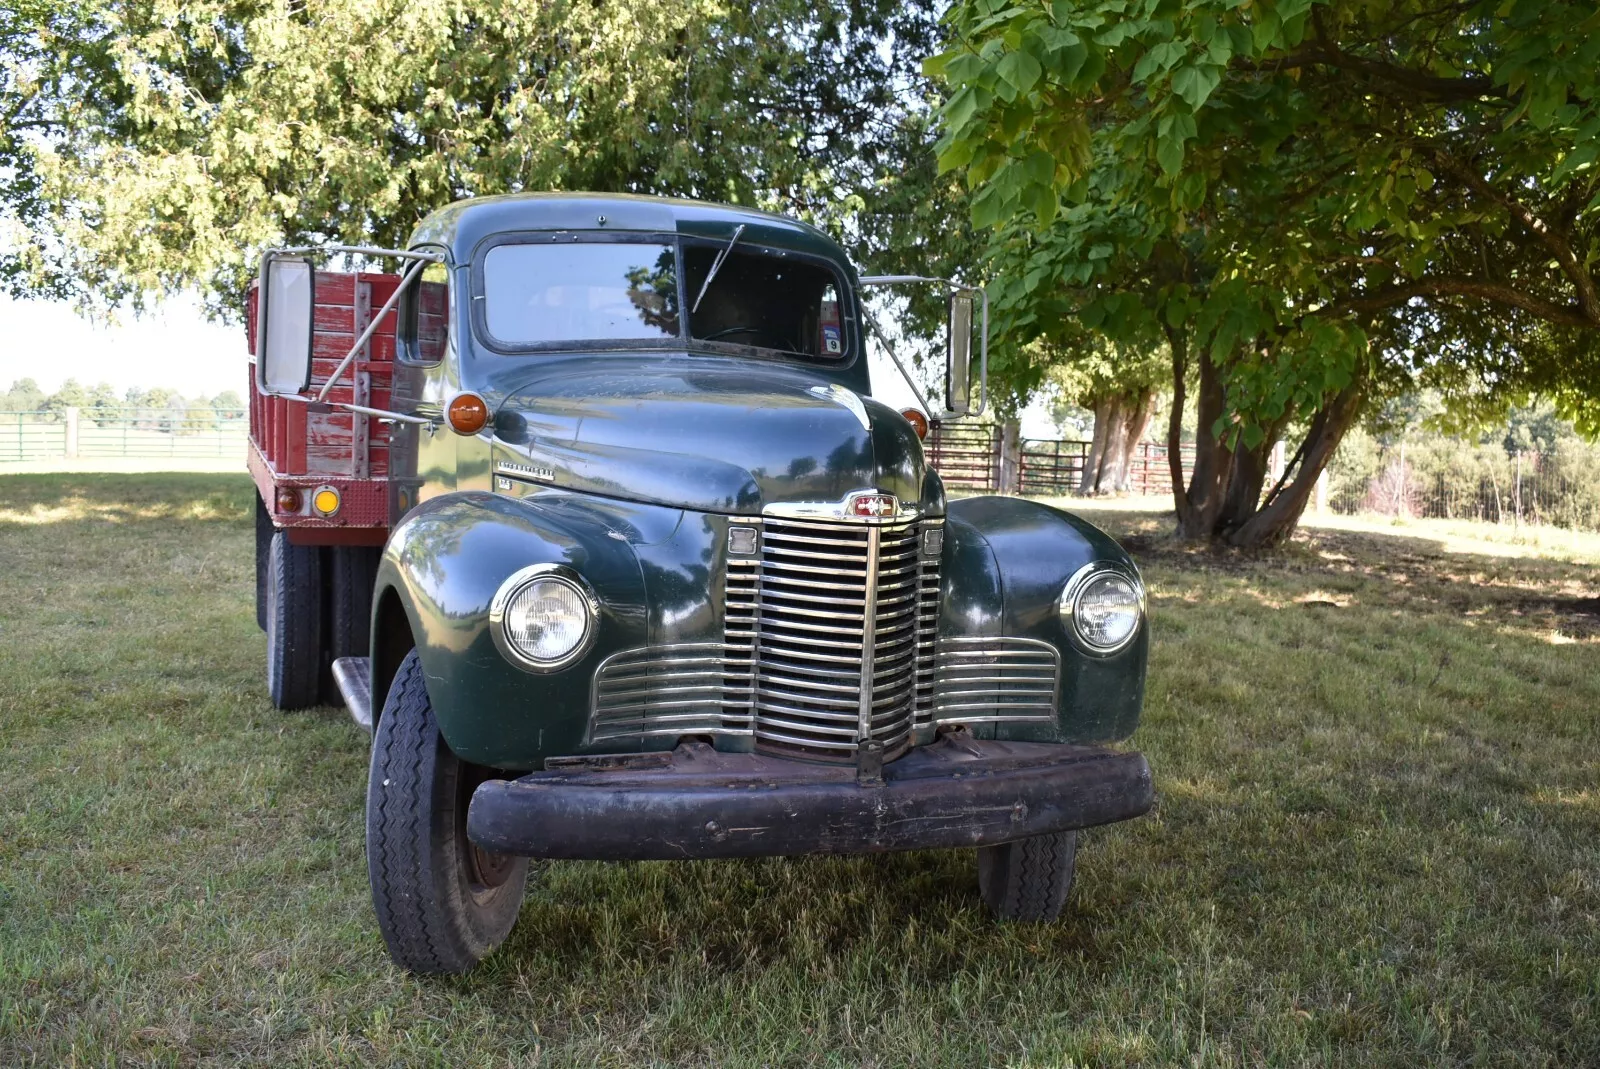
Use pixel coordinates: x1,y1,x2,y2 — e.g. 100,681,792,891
1058,561,1146,655
489,564,600,673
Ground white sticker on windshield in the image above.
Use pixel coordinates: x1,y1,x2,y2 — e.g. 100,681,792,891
808,383,871,430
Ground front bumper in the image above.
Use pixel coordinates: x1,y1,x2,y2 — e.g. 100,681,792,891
467,735,1154,860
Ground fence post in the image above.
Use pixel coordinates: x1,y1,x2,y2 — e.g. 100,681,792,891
1315,468,1328,514
64,406,80,459
998,419,1022,494
1269,439,1286,484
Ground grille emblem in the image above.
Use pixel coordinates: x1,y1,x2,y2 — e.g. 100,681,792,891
846,492,898,519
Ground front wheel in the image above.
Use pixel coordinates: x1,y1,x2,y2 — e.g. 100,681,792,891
366,649,528,974
977,830,1077,922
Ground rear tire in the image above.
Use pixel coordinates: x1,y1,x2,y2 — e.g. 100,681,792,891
977,831,1077,922
366,649,528,974
266,531,323,710
322,546,380,705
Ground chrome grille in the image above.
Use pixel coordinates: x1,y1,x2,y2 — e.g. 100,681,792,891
588,513,945,763
588,644,748,742
932,637,1060,723
749,518,924,760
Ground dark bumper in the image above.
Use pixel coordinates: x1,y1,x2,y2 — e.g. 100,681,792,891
467,736,1154,860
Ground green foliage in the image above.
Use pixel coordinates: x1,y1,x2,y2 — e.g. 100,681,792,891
1,378,243,432
6,0,951,313
930,0,1600,449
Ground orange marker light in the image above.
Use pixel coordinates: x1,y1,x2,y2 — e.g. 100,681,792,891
447,392,490,435
901,408,929,440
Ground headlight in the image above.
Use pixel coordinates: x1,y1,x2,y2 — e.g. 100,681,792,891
1060,565,1144,653
489,565,598,672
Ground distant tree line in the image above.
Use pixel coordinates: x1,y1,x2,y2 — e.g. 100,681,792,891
1,378,247,434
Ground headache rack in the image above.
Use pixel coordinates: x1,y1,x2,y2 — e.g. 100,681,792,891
245,245,445,537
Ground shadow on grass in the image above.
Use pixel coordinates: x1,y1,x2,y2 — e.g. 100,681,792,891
0,471,255,526
1069,503,1600,641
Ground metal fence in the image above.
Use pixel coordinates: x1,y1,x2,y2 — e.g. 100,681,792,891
1018,439,1191,497
925,422,1002,492
0,409,248,463
929,422,1192,497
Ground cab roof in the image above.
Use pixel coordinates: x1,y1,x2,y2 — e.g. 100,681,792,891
408,192,853,273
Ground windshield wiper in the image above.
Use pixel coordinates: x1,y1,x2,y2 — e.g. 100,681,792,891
690,223,746,314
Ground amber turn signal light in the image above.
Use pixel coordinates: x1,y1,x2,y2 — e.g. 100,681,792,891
275,487,302,513
447,392,490,435
901,408,929,440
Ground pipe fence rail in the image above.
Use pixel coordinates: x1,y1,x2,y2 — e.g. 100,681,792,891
1,408,248,463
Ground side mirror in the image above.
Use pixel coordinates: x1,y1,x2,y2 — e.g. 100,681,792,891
946,292,974,415
256,256,315,396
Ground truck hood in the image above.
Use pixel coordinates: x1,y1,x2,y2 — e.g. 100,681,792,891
489,355,939,516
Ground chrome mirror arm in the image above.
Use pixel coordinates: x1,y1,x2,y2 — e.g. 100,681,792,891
858,274,989,418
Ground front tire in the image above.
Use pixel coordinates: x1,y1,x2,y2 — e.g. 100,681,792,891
977,831,1077,922
266,530,323,710
366,649,528,974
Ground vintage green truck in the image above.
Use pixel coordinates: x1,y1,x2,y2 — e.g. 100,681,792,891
246,193,1153,974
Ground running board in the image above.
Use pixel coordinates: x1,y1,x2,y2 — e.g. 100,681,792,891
332,656,373,733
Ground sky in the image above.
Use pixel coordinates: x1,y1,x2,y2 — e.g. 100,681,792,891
0,293,246,399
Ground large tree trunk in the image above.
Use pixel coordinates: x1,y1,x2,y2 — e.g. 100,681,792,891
1080,389,1156,495
1078,399,1113,494
1112,393,1156,492
1224,383,1364,546
1169,340,1366,548
1174,341,1233,538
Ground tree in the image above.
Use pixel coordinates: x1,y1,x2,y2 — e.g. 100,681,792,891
209,390,246,421
41,378,90,421
2,377,46,412
1049,342,1166,496
8,0,952,314
929,0,1600,546
86,382,120,425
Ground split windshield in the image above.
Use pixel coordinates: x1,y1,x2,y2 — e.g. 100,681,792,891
479,238,846,360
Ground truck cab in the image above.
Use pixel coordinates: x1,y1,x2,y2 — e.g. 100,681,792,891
249,193,1153,974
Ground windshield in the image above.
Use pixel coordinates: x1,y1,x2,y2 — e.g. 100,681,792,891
682,245,844,359
482,242,679,344
478,237,848,360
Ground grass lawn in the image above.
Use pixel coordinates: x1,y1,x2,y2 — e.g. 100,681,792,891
2,473,1597,1067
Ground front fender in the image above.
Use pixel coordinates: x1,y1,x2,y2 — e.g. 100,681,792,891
944,496,1148,744
372,491,649,768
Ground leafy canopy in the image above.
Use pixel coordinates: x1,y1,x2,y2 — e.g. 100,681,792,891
5,0,947,311
928,0,1600,439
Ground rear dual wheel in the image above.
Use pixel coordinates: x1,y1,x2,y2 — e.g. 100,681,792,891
260,516,381,710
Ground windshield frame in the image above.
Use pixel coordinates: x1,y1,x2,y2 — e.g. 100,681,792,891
468,229,857,365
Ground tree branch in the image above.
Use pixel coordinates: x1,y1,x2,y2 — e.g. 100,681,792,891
1335,277,1598,329
1233,44,1504,101
1425,146,1600,323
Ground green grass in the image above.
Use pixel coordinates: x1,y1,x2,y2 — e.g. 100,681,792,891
2,474,1597,1067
